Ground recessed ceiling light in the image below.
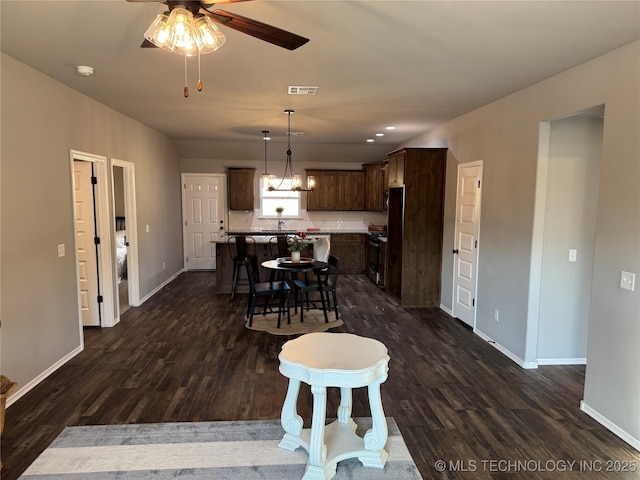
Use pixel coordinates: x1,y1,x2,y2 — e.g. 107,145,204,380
76,65,94,76
375,133,384,137
366,139,375,143
386,126,396,130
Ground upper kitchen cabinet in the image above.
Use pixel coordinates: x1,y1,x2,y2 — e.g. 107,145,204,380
228,167,255,210
306,170,336,210
307,170,365,211
364,162,385,211
387,151,405,188
336,171,365,210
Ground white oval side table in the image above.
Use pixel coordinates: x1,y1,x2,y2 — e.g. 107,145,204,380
278,332,390,480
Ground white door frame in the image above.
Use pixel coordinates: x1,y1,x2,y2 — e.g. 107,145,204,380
111,158,141,313
70,149,116,331
451,160,483,329
181,173,228,270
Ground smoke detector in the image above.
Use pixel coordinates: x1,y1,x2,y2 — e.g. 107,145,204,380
76,65,94,76
288,86,318,95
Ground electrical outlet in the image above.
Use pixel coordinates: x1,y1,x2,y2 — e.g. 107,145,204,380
162,261,166,270
620,271,636,291
568,249,577,262
145,224,150,233
57,244,65,258
494,309,500,322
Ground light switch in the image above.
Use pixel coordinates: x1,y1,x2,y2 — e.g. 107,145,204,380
57,244,65,258
146,224,150,233
620,271,636,291
568,249,577,262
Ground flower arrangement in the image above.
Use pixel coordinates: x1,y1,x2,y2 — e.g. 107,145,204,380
287,232,311,252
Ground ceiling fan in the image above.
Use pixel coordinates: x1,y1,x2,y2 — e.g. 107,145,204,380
128,0,310,51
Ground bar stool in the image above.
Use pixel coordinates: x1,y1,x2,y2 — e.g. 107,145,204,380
228,236,259,300
278,332,390,480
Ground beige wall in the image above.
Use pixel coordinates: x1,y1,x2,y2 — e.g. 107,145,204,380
405,41,640,446
1,54,183,396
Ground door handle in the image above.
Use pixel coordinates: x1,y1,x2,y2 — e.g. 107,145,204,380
452,249,459,254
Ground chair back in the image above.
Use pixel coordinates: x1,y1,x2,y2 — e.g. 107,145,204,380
317,255,339,287
269,236,290,258
229,236,255,259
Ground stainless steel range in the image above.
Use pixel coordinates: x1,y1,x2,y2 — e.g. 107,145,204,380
368,232,386,285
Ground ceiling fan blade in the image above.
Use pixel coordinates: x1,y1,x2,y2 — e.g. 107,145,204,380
204,9,309,50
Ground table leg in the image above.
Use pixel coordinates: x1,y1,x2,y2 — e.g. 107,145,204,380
337,387,357,433
358,376,389,468
279,378,303,438
303,384,331,480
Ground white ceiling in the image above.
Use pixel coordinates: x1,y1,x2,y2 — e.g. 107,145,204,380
2,1,639,152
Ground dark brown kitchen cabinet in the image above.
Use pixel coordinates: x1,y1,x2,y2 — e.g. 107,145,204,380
306,170,336,210
330,234,366,274
336,171,365,210
228,167,255,210
386,148,447,307
387,151,405,188
363,163,385,211
306,170,365,211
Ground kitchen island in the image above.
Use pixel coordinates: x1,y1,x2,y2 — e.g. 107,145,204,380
215,232,331,294
214,230,369,294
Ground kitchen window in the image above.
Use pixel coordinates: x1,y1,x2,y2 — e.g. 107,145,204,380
260,177,300,217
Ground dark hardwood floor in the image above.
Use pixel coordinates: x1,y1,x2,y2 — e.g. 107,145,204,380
3,272,639,479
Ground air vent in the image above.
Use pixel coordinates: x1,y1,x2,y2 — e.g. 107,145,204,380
288,86,319,95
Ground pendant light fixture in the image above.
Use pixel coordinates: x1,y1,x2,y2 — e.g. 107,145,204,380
268,109,315,192
261,130,275,190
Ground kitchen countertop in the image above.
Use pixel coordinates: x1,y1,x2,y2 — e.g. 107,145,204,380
226,230,369,236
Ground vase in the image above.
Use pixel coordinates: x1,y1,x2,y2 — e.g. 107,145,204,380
291,251,301,263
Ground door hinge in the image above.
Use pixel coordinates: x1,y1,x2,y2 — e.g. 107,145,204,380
472,298,475,307
185,220,187,226
183,183,186,189
97,295,103,303
478,180,481,188
94,236,101,245
91,176,98,185
186,256,188,263
475,240,478,248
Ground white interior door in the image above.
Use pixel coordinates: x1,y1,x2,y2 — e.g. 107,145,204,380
74,160,101,326
182,174,226,270
452,161,483,327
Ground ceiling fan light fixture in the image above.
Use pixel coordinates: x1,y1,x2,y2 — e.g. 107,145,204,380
144,7,225,57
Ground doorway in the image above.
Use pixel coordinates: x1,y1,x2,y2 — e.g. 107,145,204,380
452,161,483,328
528,105,604,365
111,158,140,319
70,150,115,328
182,174,226,270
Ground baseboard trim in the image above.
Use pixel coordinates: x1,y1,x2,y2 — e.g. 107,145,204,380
6,345,84,408
137,269,184,305
580,401,640,451
474,328,539,369
440,304,454,317
537,357,587,365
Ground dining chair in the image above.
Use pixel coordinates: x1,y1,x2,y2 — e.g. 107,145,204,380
293,255,340,323
228,236,259,300
245,262,291,328
268,235,290,259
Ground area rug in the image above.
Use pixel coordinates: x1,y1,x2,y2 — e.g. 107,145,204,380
20,417,422,479
246,310,343,335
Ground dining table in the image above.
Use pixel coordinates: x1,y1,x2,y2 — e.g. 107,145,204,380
261,257,329,321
